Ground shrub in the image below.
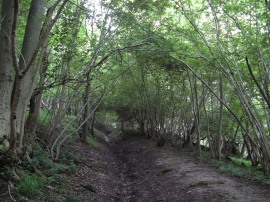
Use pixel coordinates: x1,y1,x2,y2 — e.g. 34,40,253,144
49,162,76,175
198,151,270,185
86,136,100,149
0,166,14,179
156,168,174,176
48,173,68,185
17,172,44,198
59,150,81,164
229,157,252,167
23,146,54,170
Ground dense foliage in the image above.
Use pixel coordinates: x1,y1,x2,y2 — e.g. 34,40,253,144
0,0,270,176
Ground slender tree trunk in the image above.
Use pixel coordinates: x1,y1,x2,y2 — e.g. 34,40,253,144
81,74,91,142
203,84,214,157
25,50,49,136
90,110,96,136
194,78,201,155
218,76,223,160
187,71,195,147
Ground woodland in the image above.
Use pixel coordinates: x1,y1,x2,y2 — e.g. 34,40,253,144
0,0,270,200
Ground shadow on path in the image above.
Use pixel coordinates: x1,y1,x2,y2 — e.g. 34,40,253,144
66,132,270,202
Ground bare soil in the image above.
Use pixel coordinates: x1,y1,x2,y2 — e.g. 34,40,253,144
1,132,269,201
64,133,270,202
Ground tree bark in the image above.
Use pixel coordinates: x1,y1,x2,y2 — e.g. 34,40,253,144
9,0,45,152
25,49,49,136
0,0,14,139
218,76,223,160
16,0,45,137
194,77,201,155
81,74,91,142
203,84,214,158
9,0,68,153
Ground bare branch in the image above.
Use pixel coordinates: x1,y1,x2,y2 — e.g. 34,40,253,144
246,56,270,109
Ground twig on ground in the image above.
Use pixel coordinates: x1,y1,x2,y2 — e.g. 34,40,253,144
8,182,16,201
0,191,8,196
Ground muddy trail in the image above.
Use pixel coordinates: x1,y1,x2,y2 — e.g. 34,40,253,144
64,133,270,202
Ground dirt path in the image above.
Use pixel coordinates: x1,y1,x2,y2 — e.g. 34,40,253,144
66,133,270,201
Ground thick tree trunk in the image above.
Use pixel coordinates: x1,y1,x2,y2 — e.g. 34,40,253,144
0,0,14,139
9,0,45,152
15,0,45,140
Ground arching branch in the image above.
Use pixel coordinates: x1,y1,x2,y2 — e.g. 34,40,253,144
246,56,270,109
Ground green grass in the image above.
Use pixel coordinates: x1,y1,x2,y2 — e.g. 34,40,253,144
86,136,100,149
229,157,252,167
47,173,68,185
19,143,81,199
17,172,44,198
197,151,270,185
156,168,174,176
49,162,76,175
59,149,81,164
0,118,83,200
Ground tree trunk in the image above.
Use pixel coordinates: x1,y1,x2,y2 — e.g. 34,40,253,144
194,77,201,155
218,77,223,160
9,0,45,153
0,0,14,139
203,84,214,157
90,110,96,136
10,0,69,154
25,49,48,137
81,74,91,142
16,0,45,140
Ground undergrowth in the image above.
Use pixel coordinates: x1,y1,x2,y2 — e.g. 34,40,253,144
0,142,82,200
156,168,174,176
37,108,50,125
17,172,44,197
197,151,270,185
229,157,252,167
86,136,100,149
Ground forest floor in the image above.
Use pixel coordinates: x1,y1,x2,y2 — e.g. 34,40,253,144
2,131,270,201
61,131,270,202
